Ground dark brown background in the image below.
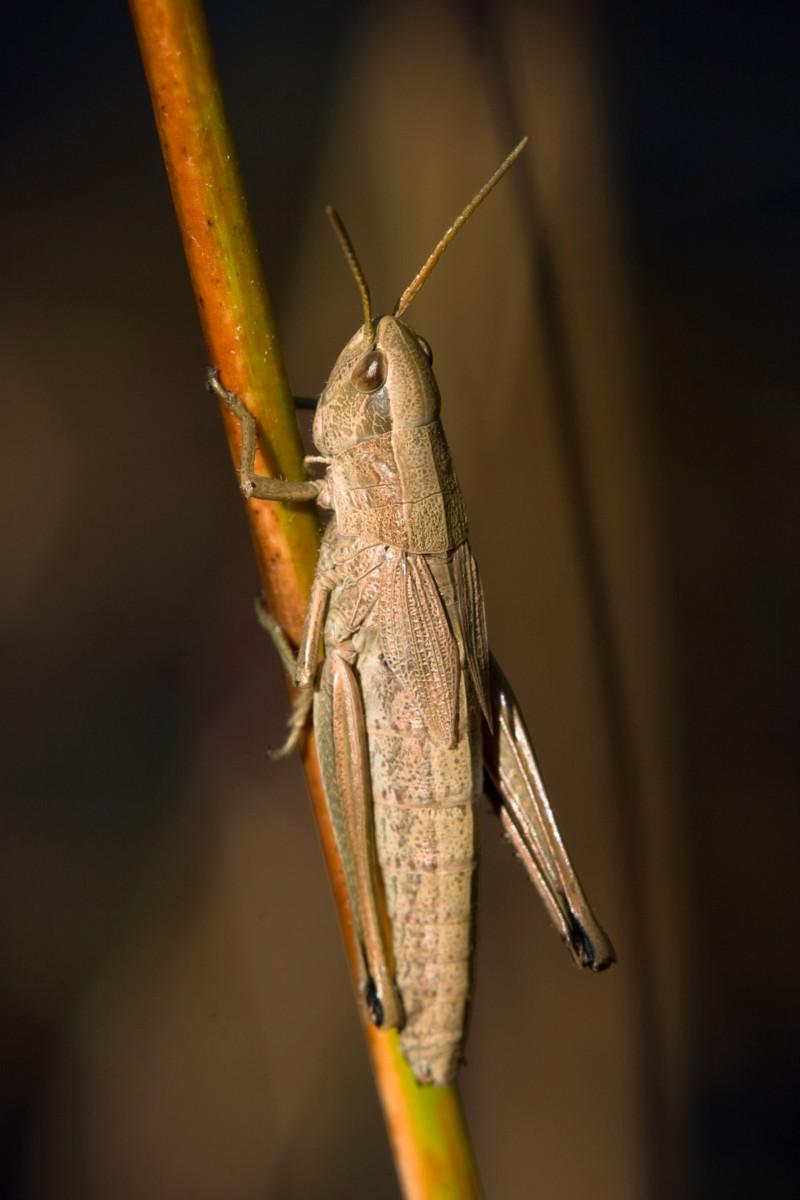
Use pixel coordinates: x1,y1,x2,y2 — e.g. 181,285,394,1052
2,2,798,1197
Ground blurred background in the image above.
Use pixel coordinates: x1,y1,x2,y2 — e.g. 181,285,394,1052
2,1,798,1196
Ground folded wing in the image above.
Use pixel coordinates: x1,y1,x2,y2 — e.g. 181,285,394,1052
379,549,460,747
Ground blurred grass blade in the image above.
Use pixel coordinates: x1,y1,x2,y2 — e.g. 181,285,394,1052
129,1,482,1195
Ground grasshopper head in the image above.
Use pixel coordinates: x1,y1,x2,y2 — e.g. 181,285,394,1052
315,139,527,458
312,315,438,457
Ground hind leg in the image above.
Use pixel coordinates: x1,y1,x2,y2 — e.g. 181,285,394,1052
317,652,403,1029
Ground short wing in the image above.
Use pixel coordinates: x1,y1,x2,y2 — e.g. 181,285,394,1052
484,655,615,970
379,550,460,747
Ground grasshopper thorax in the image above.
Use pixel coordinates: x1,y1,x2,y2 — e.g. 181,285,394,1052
312,315,438,458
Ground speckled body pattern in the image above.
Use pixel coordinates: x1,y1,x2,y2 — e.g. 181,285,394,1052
221,308,615,1087
304,318,492,1084
314,518,485,1084
270,312,614,1087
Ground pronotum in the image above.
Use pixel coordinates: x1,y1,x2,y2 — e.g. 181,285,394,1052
209,139,614,1086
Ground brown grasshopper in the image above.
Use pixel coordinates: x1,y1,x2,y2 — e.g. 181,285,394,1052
210,139,614,1087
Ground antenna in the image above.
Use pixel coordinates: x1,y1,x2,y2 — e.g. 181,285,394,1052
326,206,373,338
393,137,528,319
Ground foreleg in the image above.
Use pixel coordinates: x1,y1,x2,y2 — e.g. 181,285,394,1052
208,368,320,502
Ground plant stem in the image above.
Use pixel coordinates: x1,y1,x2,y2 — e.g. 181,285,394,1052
129,2,482,1195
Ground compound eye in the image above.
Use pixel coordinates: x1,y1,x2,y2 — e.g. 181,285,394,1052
416,335,433,363
351,350,387,392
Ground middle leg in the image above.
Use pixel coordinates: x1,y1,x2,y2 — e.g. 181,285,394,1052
254,576,328,759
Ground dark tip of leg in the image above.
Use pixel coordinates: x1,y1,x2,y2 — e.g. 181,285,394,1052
365,978,384,1027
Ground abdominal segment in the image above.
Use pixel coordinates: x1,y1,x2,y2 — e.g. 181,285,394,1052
358,634,483,1086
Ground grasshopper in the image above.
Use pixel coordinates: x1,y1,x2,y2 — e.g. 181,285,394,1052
210,139,614,1087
